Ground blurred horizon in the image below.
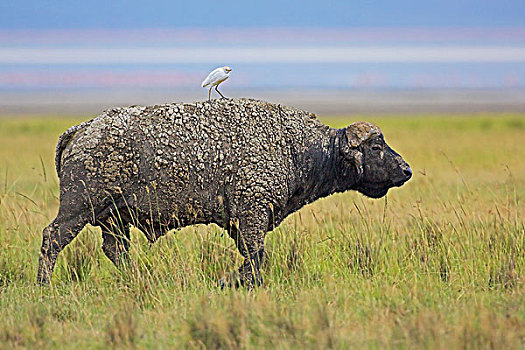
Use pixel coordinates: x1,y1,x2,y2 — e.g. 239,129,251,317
2,27,524,90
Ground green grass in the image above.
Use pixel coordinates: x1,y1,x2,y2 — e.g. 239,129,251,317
0,114,523,349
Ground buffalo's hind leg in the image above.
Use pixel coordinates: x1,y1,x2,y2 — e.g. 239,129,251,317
37,210,89,285
100,217,131,267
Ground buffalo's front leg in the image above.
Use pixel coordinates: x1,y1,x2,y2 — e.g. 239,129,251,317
238,247,264,288
219,245,265,289
220,217,266,289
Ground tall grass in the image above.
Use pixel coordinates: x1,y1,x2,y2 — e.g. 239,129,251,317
0,115,523,348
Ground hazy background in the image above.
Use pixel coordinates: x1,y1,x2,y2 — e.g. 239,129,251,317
1,0,524,116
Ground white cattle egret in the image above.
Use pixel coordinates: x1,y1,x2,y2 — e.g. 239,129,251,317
202,66,231,101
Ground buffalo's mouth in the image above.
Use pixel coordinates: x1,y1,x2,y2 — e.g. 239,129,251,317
392,177,409,187
357,165,412,199
393,166,413,187
358,182,390,199
358,170,412,198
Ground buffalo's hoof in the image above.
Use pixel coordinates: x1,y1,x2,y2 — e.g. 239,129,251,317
218,272,241,289
218,272,263,290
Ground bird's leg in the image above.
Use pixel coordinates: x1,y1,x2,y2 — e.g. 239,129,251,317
215,86,227,99
208,87,212,103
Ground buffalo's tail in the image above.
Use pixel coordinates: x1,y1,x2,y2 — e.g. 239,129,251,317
54,120,93,175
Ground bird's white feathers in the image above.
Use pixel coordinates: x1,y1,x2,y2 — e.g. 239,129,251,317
202,66,231,87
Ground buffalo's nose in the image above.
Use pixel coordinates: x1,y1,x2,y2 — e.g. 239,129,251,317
403,167,413,179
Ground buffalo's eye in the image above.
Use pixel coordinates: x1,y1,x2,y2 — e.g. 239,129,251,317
371,144,382,151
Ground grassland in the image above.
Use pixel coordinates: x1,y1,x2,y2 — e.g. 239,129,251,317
0,114,523,349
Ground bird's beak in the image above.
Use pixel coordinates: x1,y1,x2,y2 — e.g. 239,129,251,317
226,68,232,72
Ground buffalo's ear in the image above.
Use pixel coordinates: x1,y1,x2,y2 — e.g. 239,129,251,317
341,122,382,177
340,129,364,177
350,149,364,177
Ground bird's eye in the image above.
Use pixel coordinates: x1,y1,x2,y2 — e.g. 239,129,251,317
371,144,382,151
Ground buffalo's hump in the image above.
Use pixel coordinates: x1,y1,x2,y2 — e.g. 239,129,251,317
56,98,333,224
